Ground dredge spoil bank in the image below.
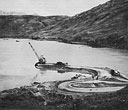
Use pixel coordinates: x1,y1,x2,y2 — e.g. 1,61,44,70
0,67,128,110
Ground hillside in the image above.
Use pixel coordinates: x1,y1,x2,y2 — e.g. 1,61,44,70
0,0,128,49
45,0,128,49
0,10,26,15
0,15,69,39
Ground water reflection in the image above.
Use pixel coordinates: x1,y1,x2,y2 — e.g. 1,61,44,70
34,70,79,82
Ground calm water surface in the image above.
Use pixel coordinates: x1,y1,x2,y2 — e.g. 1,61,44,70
0,39,128,91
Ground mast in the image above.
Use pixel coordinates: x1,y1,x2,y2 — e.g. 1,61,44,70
28,42,40,60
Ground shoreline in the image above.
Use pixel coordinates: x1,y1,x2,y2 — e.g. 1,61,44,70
1,37,128,50
0,38,128,109
1,66,128,110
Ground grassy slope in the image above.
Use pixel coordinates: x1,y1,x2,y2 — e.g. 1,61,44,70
0,0,128,49
48,0,128,49
0,85,128,110
0,15,69,39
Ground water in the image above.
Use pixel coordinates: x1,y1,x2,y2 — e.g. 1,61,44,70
0,38,128,91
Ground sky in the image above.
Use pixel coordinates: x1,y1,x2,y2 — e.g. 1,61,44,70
0,0,109,16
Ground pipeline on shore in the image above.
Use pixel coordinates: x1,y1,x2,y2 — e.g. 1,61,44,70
57,67,128,93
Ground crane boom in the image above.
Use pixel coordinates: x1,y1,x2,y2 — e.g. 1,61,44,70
28,42,40,60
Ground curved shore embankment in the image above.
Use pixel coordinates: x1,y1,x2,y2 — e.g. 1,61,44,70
0,66,128,110
35,62,128,93
57,67,128,93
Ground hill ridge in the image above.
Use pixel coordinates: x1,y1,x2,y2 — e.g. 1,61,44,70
0,0,128,49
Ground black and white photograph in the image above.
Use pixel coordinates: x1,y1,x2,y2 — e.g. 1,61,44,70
0,0,128,110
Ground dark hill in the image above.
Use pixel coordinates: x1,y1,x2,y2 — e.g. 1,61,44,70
0,15,69,39
45,0,128,49
0,0,128,49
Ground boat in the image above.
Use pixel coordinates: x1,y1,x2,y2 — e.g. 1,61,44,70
16,40,20,42
35,61,68,71
28,42,71,71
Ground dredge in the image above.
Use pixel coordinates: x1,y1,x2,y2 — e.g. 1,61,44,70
28,42,128,80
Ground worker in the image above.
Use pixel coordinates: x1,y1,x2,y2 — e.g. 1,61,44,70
39,55,46,64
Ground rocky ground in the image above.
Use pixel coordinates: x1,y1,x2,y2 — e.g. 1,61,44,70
0,80,128,110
